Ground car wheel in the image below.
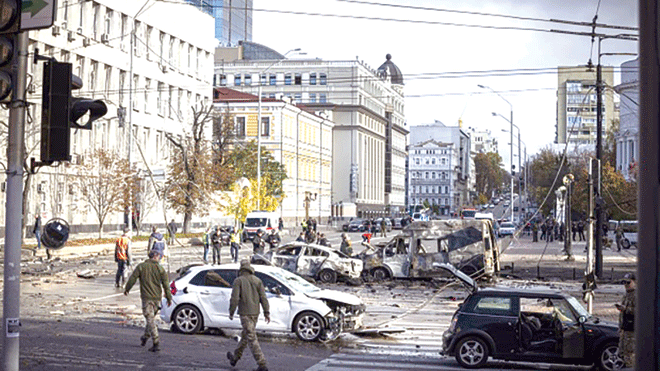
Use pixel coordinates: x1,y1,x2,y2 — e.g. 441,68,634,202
172,304,203,334
372,267,390,281
596,342,624,371
318,269,337,284
621,239,631,250
455,336,489,368
293,311,324,342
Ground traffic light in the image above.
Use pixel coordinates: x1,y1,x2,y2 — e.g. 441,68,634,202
0,0,21,102
40,60,107,164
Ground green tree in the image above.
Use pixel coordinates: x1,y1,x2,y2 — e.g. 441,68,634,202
474,152,505,198
225,140,287,200
220,178,281,224
528,147,571,216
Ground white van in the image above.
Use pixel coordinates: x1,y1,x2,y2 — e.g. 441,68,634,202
242,211,279,242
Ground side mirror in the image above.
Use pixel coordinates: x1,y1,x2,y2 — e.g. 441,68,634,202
578,315,587,324
270,287,282,296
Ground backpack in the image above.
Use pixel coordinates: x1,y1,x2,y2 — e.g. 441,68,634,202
152,235,166,255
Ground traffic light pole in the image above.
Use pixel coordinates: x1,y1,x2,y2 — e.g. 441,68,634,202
3,31,28,371
594,44,603,278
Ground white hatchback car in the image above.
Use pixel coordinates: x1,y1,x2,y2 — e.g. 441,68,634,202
160,264,366,342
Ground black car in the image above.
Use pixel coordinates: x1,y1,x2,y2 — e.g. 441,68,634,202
345,219,367,232
436,263,622,370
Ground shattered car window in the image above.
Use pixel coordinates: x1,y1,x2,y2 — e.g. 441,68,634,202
268,268,320,294
440,227,483,252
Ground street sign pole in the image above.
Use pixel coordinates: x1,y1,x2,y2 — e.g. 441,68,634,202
3,31,28,371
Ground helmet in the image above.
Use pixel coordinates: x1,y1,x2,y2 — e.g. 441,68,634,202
341,233,347,239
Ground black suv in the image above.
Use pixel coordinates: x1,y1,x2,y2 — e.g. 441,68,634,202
436,263,622,370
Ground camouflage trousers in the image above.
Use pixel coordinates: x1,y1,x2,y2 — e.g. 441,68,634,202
142,300,160,345
618,330,635,368
232,315,267,368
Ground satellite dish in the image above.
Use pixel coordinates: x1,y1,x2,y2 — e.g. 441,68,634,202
41,218,70,249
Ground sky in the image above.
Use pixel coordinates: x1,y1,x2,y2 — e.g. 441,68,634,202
252,0,638,166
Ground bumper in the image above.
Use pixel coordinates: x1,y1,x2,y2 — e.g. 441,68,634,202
160,297,175,323
441,330,454,355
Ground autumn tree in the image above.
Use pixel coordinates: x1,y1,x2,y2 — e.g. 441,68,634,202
220,178,281,225
528,147,571,216
77,148,131,238
474,152,506,200
166,103,220,233
225,140,287,200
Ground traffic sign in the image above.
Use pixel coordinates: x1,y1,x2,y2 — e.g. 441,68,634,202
21,0,54,31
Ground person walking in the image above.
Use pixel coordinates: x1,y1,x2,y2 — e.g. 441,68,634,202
578,220,586,241
296,232,305,242
114,228,132,288
615,224,624,252
203,226,212,263
380,218,387,238
124,250,172,352
227,259,270,371
616,273,636,369
532,223,538,242
317,233,330,247
33,214,42,252
252,229,265,255
230,228,240,263
571,221,577,242
340,233,353,256
167,219,177,245
540,222,547,241
211,227,223,265
278,217,284,232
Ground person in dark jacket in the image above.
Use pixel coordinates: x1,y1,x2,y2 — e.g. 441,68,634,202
124,250,172,352
167,219,177,245
211,227,222,265
148,226,167,257
616,273,636,368
33,214,42,250
227,259,270,371
252,229,265,255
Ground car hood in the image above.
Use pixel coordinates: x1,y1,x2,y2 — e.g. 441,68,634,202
306,289,363,306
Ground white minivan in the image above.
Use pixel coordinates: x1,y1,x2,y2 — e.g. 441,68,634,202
242,211,279,242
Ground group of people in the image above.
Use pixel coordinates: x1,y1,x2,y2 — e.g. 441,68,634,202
251,228,281,255
203,226,242,264
530,218,587,243
360,218,389,243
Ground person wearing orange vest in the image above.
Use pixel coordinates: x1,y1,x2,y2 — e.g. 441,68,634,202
115,228,132,288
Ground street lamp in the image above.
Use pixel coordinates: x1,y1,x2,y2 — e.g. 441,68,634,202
480,84,514,224
256,48,302,210
500,125,527,219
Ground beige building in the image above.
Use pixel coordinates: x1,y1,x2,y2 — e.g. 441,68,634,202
213,88,334,224
1,1,215,233
556,66,616,145
214,43,407,218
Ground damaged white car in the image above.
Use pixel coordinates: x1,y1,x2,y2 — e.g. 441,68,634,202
254,242,363,284
161,264,366,342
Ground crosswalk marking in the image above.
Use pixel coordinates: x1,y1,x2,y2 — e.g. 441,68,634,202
305,352,461,371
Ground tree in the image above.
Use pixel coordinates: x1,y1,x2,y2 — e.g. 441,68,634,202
77,148,131,238
474,152,505,199
528,147,570,216
225,140,287,200
220,178,281,225
166,103,220,233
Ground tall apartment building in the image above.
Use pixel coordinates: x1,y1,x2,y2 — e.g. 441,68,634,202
5,1,215,232
214,44,407,218
556,66,617,145
614,58,639,180
407,140,457,216
409,121,472,213
214,88,333,224
210,0,253,46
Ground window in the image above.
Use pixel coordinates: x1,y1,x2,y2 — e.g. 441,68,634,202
294,93,301,103
415,158,420,165
295,73,301,85
234,74,241,86
432,158,436,164
245,74,252,86
92,4,99,39
310,73,317,85
320,73,327,85
269,74,276,85
261,117,270,137
319,93,327,103
472,296,514,316
260,74,267,85
309,93,316,103
159,31,164,63
89,61,98,93
146,26,152,61
157,82,164,116
168,86,173,117
132,74,139,110
234,117,246,137
119,70,126,107
144,78,150,113
284,73,291,85
425,172,429,179
431,172,436,179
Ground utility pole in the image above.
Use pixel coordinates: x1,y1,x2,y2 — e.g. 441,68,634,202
594,43,604,278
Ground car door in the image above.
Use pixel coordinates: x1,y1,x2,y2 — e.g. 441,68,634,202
382,237,409,277
254,272,291,331
271,245,302,273
552,298,585,359
467,295,520,355
195,269,237,329
297,246,328,278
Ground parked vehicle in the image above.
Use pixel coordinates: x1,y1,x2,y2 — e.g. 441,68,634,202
460,208,477,219
437,263,622,370
392,217,403,229
358,219,500,279
252,242,363,283
498,222,516,237
618,220,638,249
242,211,280,242
161,264,366,342
374,218,392,232
345,219,366,232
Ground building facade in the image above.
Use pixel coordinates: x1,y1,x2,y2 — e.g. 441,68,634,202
409,121,471,212
210,0,253,46
214,46,407,218
3,1,215,233
556,66,617,145
213,88,334,224
407,140,456,216
614,58,639,180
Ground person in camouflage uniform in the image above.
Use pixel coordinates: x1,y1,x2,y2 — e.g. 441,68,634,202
616,272,636,368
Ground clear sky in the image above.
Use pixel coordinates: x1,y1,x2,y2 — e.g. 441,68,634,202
252,0,638,166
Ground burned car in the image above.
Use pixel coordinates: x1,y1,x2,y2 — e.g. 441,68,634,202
253,242,363,283
161,264,365,342
359,219,500,280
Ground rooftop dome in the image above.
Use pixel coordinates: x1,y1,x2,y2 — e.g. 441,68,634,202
377,54,404,85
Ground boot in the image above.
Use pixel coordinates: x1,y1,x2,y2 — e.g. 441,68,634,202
254,366,268,371
227,351,238,366
140,336,148,346
148,343,160,352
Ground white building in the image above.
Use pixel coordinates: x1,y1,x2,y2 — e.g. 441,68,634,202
214,44,407,218
407,140,457,216
4,1,215,232
213,88,334,225
614,58,639,180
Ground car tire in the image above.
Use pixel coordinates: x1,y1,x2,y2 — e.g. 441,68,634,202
455,336,489,369
172,304,203,334
318,269,337,284
621,239,631,250
293,311,324,342
595,341,624,371
372,267,391,281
